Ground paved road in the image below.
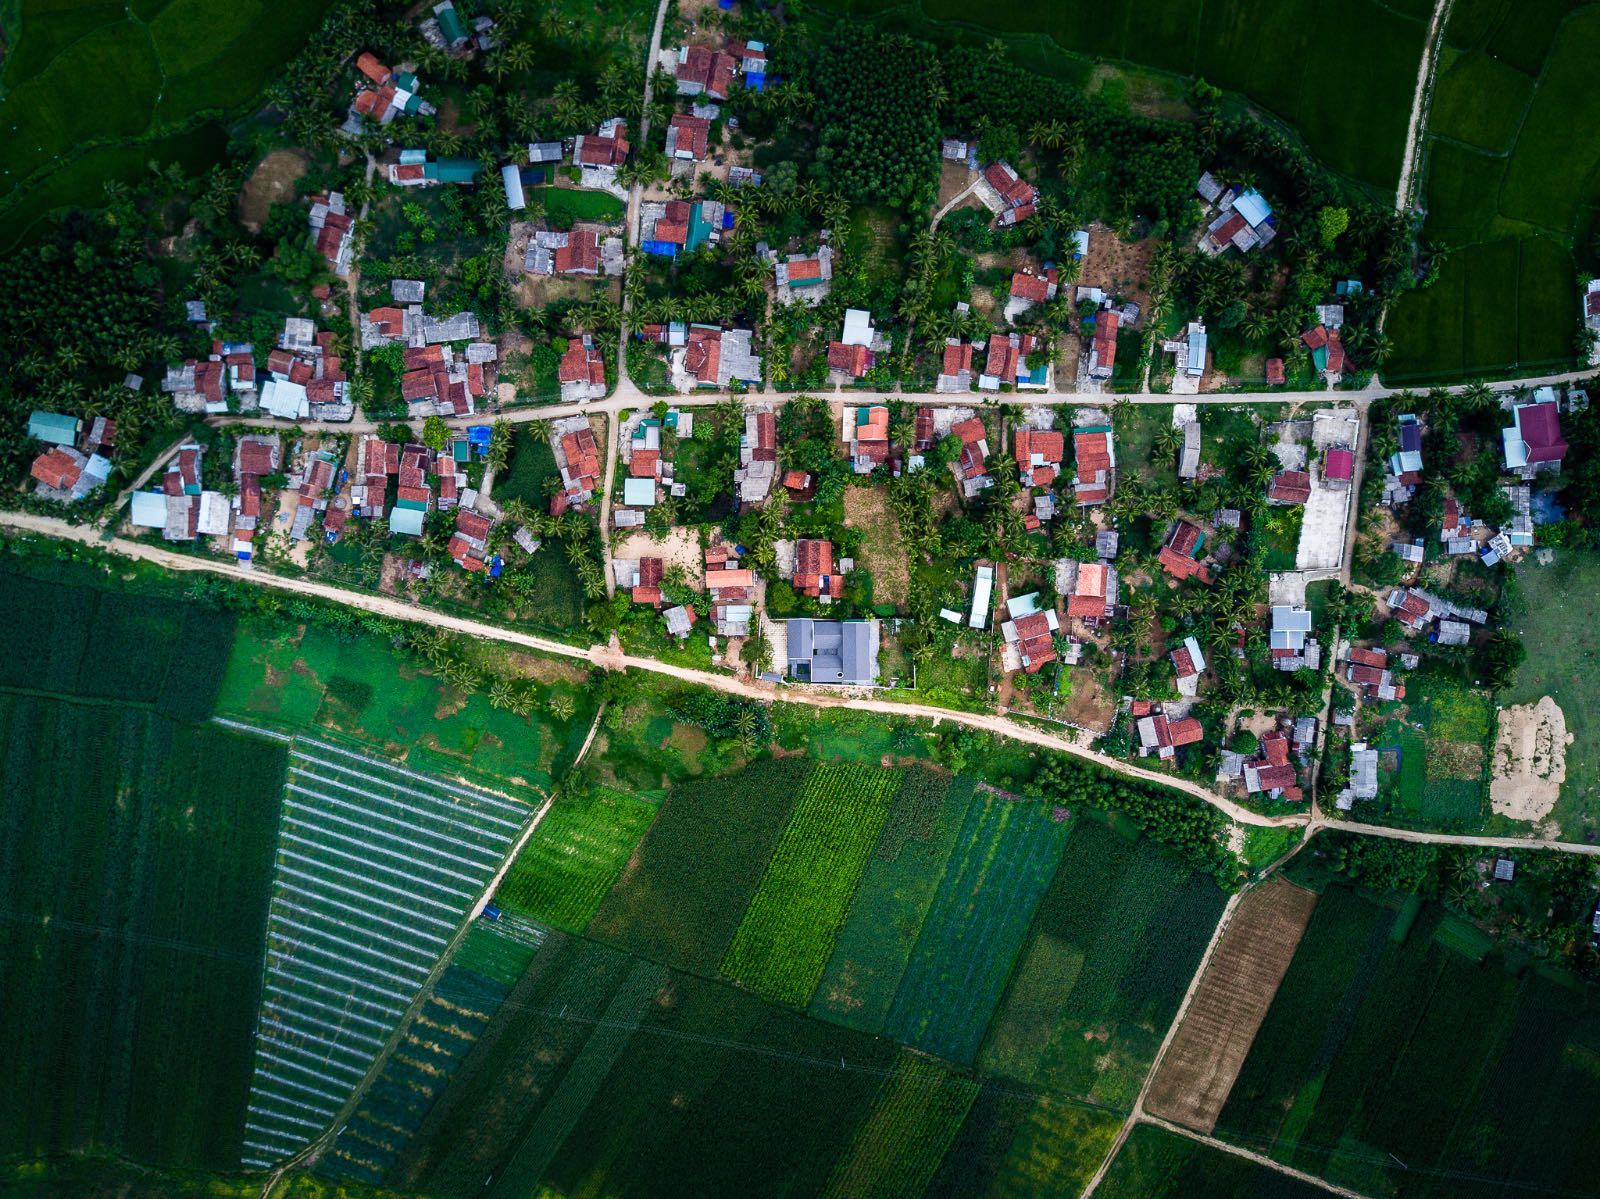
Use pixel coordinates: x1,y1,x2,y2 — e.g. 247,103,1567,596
219,366,1599,438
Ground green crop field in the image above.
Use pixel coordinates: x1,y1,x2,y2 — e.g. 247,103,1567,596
0,0,334,221
822,1053,979,1199
215,620,592,792
496,786,659,931
722,763,901,1005
811,771,975,1033
1503,549,1600,835
320,919,548,1186
978,820,1227,1108
0,691,284,1170
1388,0,1600,383
0,556,279,1170
1215,883,1600,1197
812,0,1425,193
1100,1124,1332,1198
885,790,1073,1064
587,757,810,974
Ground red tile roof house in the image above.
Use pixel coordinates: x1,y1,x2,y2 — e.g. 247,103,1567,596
1004,610,1059,673
632,556,665,606
1265,357,1286,386
1243,732,1300,797
1267,470,1312,505
849,405,890,473
558,336,607,402
1169,634,1207,697
1157,520,1214,583
674,44,738,100
1087,309,1119,379
794,538,844,600
1015,430,1064,488
665,113,711,161
556,427,603,509
950,417,993,496
938,340,974,393
572,119,629,169
553,229,603,275
449,507,495,572
1072,427,1115,505
1065,561,1114,622
1136,710,1205,760
982,161,1038,226
827,341,873,379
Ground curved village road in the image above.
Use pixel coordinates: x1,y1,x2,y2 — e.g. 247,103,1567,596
12,509,1600,856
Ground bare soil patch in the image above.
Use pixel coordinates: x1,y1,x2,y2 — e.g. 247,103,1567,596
843,484,908,609
239,149,308,233
936,160,975,208
613,526,704,582
1062,671,1116,733
1491,696,1570,824
1144,877,1318,1134
1076,223,1157,318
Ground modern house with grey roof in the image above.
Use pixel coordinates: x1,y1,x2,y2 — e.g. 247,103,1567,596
786,618,879,687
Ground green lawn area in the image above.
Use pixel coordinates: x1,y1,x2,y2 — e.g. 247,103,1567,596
528,186,627,223
497,428,562,507
1112,403,1177,485
1503,549,1600,837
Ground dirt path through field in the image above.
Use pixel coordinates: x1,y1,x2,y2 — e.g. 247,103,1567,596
1143,877,1318,1134
1396,0,1453,212
1490,695,1569,824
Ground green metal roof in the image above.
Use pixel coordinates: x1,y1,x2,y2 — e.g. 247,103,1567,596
436,5,468,44
424,158,480,183
28,410,79,446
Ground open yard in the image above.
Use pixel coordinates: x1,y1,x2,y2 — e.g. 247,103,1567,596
1502,549,1600,838
1216,883,1600,1198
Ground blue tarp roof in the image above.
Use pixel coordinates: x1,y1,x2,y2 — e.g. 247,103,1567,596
721,211,735,229
467,425,491,444
641,240,679,257
745,71,766,91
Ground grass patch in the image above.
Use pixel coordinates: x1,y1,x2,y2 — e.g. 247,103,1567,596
586,757,811,975
1503,549,1600,835
496,786,659,931
721,764,901,1006
527,185,626,223
1100,1124,1332,1198
885,790,1073,1065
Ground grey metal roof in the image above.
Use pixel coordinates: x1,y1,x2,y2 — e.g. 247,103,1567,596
786,618,877,686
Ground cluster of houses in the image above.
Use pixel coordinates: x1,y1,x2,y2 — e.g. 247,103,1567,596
637,321,762,391
550,416,603,514
127,438,286,556
162,318,353,423
733,407,778,504
668,36,767,104
617,408,692,519
1385,586,1487,646
640,198,731,257
525,225,626,277
362,284,495,417
558,335,608,403
1131,700,1203,761
1000,592,1060,675
1195,171,1276,254
26,411,114,504
827,308,884,382
976,161,1038,227
419,0,495,55
346,53,435,131
389,150,481,188
1226,722,1314,802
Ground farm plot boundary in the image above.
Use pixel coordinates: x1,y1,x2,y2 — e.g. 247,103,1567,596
241,732,533,1168
1143,878,1318,1134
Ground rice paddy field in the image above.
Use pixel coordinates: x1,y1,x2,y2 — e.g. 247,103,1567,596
1387,0,1598,382
1098,1124,1332,1198
0,559,278,1170
0,0,335,233
810,0,1427,193
1214,883,1600,1198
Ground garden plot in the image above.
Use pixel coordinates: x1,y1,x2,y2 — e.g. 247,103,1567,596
241,735,533,1168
